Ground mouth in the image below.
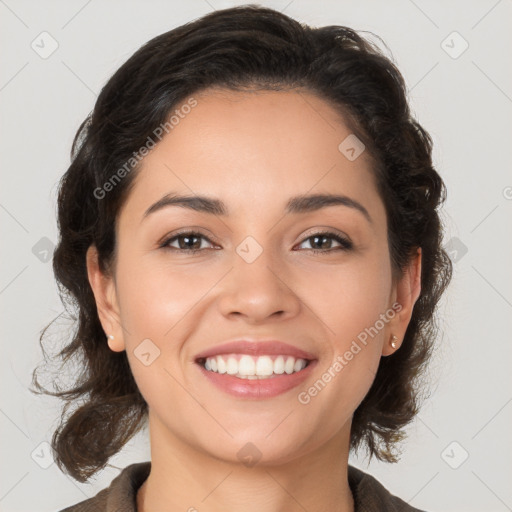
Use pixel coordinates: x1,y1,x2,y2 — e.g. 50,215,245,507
195,353,314,379
194,352,318,399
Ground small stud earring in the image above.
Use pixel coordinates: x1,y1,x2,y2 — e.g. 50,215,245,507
108,334,114,340
390,335,398,349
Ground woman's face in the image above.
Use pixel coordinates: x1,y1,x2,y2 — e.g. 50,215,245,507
88,88,420,466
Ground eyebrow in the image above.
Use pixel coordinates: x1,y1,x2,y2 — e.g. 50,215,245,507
142,192,372,224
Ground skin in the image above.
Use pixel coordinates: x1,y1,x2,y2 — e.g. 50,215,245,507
87,88,421,512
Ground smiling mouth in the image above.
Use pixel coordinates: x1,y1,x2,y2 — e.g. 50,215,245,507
195,353,313,380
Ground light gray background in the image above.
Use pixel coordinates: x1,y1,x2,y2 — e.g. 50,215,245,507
1,1,511,511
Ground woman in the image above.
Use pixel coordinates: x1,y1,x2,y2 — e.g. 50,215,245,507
32,5,452,511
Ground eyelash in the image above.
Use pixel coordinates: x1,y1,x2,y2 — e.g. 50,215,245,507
159,230,353,255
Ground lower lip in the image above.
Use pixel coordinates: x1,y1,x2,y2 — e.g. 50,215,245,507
196,360,318,399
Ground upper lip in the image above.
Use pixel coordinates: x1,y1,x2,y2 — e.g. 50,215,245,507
194,339,317,362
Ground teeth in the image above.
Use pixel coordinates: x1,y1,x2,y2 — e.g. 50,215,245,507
202,354,308,379
239,355,255,375
226,357,238,375
256,355,274,376
274,356,285,374
217,356,227,374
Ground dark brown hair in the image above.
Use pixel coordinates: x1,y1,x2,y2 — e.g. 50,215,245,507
31,4,452,482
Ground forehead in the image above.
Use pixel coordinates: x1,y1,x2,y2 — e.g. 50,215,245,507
119,88,384,227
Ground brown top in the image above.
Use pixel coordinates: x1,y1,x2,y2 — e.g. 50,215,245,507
59,461,426,512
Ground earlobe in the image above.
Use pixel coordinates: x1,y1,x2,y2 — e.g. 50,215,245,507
382,248,422,357
107,334,125,353
86,245,126,352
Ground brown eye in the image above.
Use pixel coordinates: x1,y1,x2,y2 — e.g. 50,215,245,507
296,232,353,253
160,231,215,253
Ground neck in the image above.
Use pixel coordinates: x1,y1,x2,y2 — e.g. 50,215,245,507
137,413,355,512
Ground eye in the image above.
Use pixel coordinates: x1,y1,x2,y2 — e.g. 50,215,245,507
159,231,217,253
159,230,353,255
295,231,353,254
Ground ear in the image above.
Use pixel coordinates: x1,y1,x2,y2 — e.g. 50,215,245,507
382,247,422,356
86,245,126,352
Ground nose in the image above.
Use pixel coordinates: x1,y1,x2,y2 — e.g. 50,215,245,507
217,246,301,324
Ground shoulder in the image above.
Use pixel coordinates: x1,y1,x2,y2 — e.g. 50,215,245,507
348,465,427,512
57,461,151,512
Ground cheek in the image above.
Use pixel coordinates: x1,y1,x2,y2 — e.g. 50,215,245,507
113,256,208,412
114,252,229,393
302,254,391,401
295,266,390,437
308,252,392,342
115,253,212,337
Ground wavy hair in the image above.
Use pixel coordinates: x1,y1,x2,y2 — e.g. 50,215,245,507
31,4,452,482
